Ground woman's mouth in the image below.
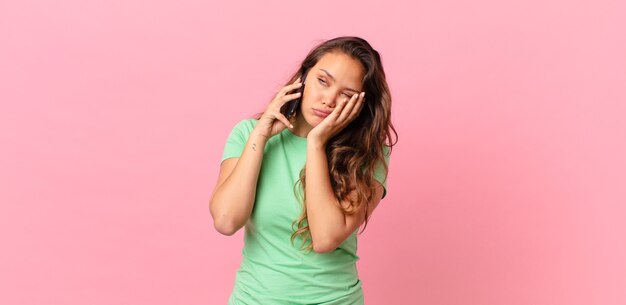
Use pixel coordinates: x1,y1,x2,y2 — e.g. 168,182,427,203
313,109,331,118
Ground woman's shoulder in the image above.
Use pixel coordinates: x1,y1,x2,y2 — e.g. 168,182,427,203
230,118,258,134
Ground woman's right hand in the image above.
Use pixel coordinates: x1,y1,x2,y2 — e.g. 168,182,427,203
253,77,303,139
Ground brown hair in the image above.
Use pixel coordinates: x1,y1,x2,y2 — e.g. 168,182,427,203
256,36,397,251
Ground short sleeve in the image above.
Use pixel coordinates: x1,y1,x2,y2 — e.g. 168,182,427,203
373,145,391,199
220,119,257,163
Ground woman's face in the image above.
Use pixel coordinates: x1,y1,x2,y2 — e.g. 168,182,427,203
294,51,365,136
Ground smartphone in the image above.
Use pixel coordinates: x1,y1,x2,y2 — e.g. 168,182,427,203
282,74,306,119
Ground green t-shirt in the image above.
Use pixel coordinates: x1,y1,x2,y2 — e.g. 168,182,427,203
221,119,389,305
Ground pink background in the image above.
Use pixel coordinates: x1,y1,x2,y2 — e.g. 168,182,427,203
1,1,625,304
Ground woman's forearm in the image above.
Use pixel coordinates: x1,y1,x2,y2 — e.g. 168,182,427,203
210,129,268,235
304,140,349,251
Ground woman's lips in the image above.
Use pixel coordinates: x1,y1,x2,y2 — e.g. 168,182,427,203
313,109,331,118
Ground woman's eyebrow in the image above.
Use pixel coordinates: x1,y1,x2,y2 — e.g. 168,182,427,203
319,68,360,93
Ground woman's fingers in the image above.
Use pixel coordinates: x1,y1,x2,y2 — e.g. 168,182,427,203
338,93,359,122
280,91,302,104
256,78,303,138
261,108,293,130
274,111,293,129
276,79,302,98
348,92,365,120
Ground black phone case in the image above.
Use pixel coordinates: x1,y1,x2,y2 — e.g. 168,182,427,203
284,75,306,119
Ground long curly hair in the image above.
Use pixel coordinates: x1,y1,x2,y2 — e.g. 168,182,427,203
256,36,397,251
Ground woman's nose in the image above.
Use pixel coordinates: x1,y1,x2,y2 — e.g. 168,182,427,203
322,92,342,108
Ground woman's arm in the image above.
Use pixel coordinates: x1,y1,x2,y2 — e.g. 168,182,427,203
305,139,385,253
210,78,303,236
304,92,385,253
209,129,268,236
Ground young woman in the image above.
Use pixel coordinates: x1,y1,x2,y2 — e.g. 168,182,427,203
210,36,397,305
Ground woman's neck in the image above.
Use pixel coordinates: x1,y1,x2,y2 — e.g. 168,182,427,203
291,113,311,138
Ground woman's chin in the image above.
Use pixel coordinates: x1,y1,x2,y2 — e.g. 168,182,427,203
302,115,322,127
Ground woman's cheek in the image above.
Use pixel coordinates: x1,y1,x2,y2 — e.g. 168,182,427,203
304,91,319,105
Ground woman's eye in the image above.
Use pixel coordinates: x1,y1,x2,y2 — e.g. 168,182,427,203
317,78,327,85
342,93,352,97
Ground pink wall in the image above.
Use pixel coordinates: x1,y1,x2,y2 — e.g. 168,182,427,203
1,1,625,304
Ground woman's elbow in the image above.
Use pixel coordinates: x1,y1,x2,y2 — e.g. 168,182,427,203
210,206,240,236
312,238,339,253
213,219,239,236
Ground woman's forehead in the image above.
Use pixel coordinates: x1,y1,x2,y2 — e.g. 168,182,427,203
313,52,365,83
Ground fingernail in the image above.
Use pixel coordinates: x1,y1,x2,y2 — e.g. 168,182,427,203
290,124,294,129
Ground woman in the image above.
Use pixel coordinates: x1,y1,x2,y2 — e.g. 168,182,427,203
210,36,397,305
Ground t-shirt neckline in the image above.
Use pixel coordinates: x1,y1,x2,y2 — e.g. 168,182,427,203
285,127,307,142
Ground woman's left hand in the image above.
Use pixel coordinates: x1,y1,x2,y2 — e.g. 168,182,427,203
307,92,365,145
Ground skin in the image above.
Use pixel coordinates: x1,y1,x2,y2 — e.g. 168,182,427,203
210,51,385,253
